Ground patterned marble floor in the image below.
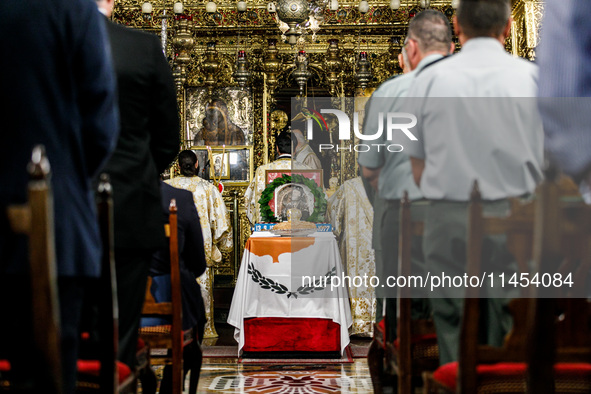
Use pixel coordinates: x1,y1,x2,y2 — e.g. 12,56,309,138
197,358,374,393
142,324,374,393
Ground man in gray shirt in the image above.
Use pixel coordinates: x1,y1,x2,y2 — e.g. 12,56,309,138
404,0,543,365
358,9,454,337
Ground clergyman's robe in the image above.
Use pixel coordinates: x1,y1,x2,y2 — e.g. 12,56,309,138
165,176,233,338
295,143,322,170
327,177,376,337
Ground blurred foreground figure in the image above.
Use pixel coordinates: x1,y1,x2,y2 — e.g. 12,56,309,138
95,0,180,368
0,1,119,392
537,0,591,201
404,0,543,365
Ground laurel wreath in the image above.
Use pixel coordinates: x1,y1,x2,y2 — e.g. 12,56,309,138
248,262,336,299
258,174,327,223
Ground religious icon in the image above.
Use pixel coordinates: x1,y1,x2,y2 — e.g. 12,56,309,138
193,98,246,146
211,152,230,179
186,88,253,150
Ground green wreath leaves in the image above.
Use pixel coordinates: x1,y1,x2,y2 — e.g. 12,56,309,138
258,174,327,223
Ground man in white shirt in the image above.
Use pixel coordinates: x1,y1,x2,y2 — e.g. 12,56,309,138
404,0,543,365
358,9,454,339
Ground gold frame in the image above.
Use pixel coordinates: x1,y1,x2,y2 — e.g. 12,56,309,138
264,169,324,188
189,145,254,186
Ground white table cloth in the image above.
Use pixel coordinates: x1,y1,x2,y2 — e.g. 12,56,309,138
227,232,352,355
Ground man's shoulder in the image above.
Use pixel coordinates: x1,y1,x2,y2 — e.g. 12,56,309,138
269,158,295,168
198,177,223,197
342,177,363,189
505,53,538,74
161,181,193,201
107,21,160,49
373,72,416,97
426,47,537,76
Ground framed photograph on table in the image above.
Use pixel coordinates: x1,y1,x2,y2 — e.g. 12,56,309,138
261,169,325,222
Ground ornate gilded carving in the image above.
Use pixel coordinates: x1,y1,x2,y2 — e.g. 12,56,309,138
232,50,251,87
263,39,282,96
292,51,312,96
202,41,221,94
324,39,342,96
172,16,195,90
355,51,372,90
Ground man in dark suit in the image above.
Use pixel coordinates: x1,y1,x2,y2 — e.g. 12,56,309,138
0,1,118,393
142,182,207,394
96,0,180,368
144,182,207,336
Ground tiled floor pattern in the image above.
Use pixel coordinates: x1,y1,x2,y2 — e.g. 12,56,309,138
144,324,374,393
197,358,374,393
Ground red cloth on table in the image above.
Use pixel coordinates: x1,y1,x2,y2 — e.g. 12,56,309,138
243,317,340,352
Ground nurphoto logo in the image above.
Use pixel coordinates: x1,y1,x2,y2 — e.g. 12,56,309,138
303,108,419,152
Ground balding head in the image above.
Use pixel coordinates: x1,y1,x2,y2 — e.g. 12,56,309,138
407,10,453,55
404,9,454,70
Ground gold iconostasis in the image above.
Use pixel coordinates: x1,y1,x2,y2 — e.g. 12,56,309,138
113,0,544,285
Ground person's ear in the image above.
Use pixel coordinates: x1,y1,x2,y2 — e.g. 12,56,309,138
195,162,199,169
502,17,512,41
405,39,420,69
449,42,455,55
453,15,461,38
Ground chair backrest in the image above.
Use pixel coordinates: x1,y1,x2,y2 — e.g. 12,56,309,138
95,174,119,393
6,145,62,393
396,192,435,394
459,181,536,393
527,177,591,393
141,199,183,391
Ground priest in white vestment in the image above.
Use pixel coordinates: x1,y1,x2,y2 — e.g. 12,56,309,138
245,132,313,224
166,150,233,339
327,176,377,336
292,127,322,170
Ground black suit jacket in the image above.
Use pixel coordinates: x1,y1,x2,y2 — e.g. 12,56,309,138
0,1,118,277
101,20,180,249
146,182,207,332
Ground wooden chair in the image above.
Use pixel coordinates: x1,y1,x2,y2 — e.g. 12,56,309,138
367,193,439,393
139,200,201,394
423,182,536,393
0,145,62,393
76,174,137,393
395,193,439,393
367,322,387,393
527,176,591,393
